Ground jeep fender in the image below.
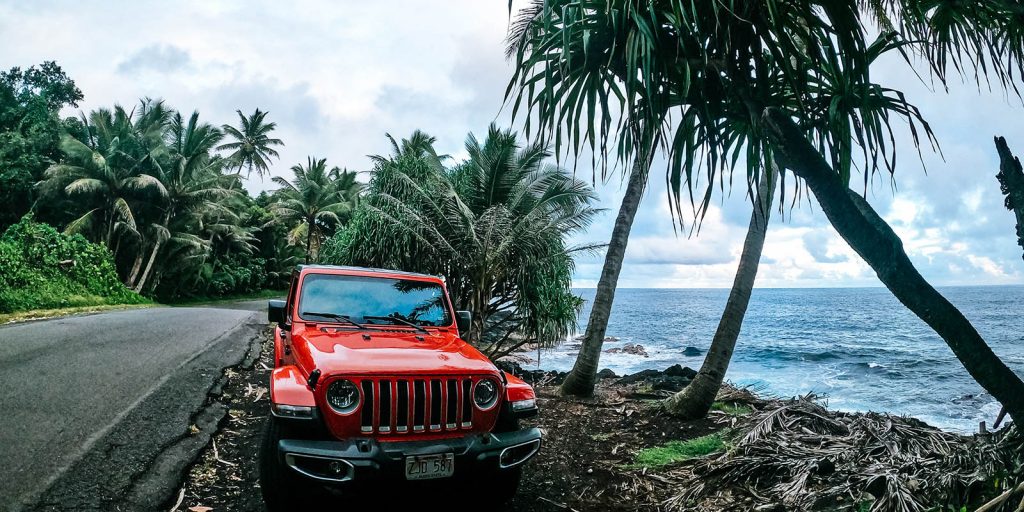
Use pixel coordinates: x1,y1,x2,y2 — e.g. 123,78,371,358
270,365,316,407
503,372,536,403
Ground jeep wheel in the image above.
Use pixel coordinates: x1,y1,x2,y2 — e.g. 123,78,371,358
259,417,307,510
493,466,522,504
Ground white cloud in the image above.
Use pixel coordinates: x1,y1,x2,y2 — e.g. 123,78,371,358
2,0,1023,288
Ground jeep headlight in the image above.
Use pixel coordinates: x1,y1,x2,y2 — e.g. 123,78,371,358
326,379,360,414
474,379,499,410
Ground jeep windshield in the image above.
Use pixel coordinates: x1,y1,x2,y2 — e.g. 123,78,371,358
297,274,452,328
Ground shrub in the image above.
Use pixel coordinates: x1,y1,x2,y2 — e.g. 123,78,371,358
0,216,147,313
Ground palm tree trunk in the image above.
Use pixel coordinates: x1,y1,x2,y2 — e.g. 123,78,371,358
134,239,162,293
764,108,1024,426
663,168,776,418
560,154,649,396
127,246,145,287
305,220,314,263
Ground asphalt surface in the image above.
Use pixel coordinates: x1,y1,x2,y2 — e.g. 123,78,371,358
0,301,269,512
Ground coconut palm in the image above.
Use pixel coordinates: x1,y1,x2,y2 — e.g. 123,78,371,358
39,103,169,263
218,108,284,178
133,111,234,293
271,157,360,262
330,125,597,352
507,0,1024,426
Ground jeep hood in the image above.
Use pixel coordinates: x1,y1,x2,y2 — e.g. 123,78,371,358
293,328,499,377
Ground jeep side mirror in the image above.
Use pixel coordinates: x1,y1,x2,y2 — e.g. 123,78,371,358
268,299,287,326
455,311,471,336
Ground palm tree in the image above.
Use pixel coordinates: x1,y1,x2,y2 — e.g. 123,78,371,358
218,108,284,178
133,111,232,293
329,126,597,351
507,0,1024,425
663,170,776,417
271,157,360,262
39,104,169,282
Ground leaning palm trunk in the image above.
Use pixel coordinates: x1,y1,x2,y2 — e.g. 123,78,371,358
560,154,649,396
764,108,1024,426
663,168,776,418
127,248,145,288
134,240,161,293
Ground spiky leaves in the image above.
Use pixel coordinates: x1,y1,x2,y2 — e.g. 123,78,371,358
325,126,597,353
218,108,284,178
270,157,361,263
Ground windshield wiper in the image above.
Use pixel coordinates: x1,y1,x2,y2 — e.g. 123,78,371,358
301,311,367,330
363,315,429,333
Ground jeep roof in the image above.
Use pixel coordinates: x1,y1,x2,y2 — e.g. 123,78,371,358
293,264,442,281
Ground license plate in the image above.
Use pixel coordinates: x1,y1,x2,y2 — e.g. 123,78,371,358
404,453,454,480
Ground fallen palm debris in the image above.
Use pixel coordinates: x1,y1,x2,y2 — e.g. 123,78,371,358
664,395,1023,512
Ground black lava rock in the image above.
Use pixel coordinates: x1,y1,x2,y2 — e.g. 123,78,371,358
596,368,619,379
665,364,698,379
617,369,664,385
682,346,703,356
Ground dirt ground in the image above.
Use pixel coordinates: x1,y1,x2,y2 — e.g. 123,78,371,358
168,332,731,512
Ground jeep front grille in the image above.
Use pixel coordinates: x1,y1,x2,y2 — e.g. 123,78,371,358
357,377,475,434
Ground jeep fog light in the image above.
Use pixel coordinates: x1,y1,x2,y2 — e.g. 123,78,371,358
326,379,360,414
474,379,499,410
272,403,314,418
511,398,536,412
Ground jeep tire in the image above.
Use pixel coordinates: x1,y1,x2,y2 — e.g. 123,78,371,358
259,417,307,510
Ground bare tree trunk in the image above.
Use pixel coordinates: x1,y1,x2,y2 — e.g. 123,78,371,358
995,136,1024,261
764,108,1024,426
663,168,776,418
127,246,144,287
560,154,649,396
305,219,313,263
134,239,162,293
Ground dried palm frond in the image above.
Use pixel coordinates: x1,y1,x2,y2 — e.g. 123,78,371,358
670,395,1022,512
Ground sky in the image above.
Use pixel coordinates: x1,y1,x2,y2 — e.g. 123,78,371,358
3,0,1023,288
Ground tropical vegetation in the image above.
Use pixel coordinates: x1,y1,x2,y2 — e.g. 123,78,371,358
0,216,147,313
320,125,597,355
0,61,361,306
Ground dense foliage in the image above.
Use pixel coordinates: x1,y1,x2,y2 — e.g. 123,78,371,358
0,62,82,231
0,61,366,307
321,125,597,355
0,217,146,313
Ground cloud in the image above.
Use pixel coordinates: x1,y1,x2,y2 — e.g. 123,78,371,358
802,230,848,264
2,0,1023,288
117,44,192,74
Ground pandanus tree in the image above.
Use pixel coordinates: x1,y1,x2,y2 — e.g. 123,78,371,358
324,126,597,353
218,108,284,178
507,0,1024,425
271,157,361,262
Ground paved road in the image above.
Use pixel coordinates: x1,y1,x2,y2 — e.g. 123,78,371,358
0,302,268,511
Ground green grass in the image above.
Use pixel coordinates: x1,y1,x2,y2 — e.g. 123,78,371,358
0,303,156,325
165,289,287,306
711,401,753,416
630,434,726,468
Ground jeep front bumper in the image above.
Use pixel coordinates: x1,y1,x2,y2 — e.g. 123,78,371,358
277,427,542,483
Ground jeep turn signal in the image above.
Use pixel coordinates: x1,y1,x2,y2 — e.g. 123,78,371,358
511,398,536,412
272,403,314,418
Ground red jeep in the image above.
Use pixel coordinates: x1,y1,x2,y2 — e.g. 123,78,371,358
260,265,541,508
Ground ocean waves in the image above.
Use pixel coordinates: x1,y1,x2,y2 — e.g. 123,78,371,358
536,286,1024,432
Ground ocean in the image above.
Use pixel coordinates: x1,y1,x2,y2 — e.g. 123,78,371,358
535,286,1024,432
